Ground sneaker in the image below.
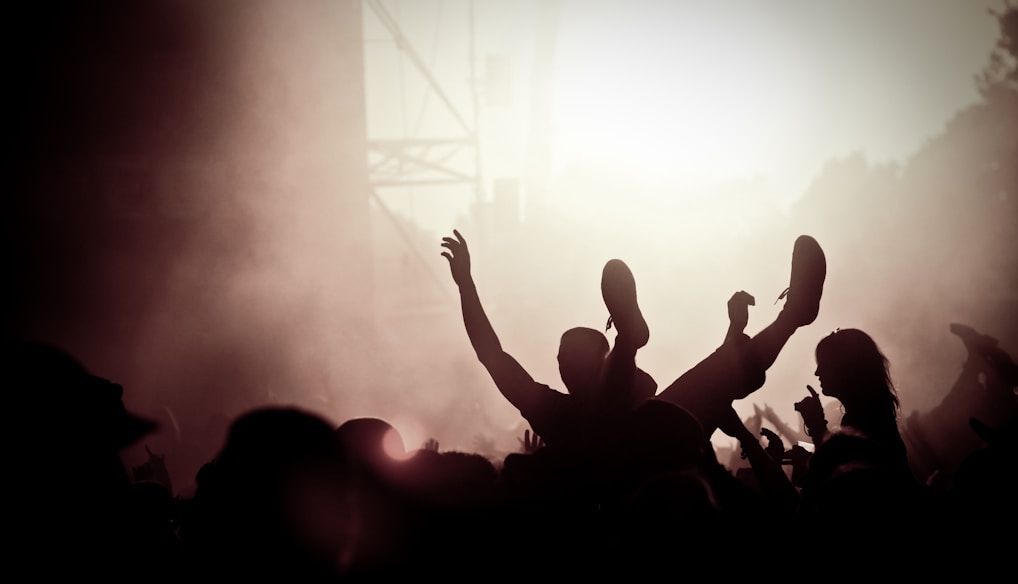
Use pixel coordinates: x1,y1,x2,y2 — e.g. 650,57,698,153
602,259,649,348
776,235,825,327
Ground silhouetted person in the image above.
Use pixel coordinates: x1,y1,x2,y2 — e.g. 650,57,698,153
717,407,799,515
944,416,1018,574
335,416,408,485
440,230,653,450
801,329,912,476
904,323,1018,483
183,408,350,582
793,329,926,568
334,417,444,578
953,417,1018,518
920,409,1017,576
599,400,725,572
2,341,157,580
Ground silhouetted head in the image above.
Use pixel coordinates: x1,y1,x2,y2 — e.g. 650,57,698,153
3,341,156,495
4,341,156,451
217,408,341,471
815,329,898,417
558,327,609,399
194,408,351,577
399,450,499,509
335,417,409,482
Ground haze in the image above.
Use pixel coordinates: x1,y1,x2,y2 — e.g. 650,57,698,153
4,0,1014,487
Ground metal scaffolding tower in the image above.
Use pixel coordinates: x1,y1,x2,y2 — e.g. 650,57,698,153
362,0,483,300
363,0,482,195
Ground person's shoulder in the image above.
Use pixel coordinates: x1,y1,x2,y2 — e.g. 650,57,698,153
520,385,578,439
526,383,575,412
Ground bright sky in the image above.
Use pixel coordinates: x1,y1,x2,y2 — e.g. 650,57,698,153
365,0,1002,224
550,0,1002,201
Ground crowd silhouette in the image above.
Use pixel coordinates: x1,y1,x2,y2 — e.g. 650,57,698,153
4,1,1016,580
5,227,1015,581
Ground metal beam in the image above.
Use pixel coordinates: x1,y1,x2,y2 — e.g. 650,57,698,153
364,0,473,135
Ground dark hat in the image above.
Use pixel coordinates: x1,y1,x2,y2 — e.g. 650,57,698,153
5,341,157,449
78,374,159,448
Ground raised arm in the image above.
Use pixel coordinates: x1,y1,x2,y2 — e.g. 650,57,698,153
441,230,541,412
725,291,755,345
718,406,799,513
794,385,830,446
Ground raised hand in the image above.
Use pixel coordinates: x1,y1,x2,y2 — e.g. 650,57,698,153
727,290,755,333
745,406,763,438
759,427,785,463
133,444,173,493
440,230,472,287
725,291,756,344
794,385,828,442
518,428,545,454
949,322,997,349
442,228,540,414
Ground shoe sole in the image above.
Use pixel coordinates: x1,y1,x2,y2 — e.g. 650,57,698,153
786,236,826,326
602,259,649,347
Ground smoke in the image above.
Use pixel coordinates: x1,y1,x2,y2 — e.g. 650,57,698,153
4,1,1014,489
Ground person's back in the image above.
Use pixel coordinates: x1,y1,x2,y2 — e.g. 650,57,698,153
2,342,160,580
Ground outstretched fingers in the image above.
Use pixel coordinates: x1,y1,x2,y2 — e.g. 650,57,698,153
440,239,460,257
441,237,465,252
441,231,471,262
441,231,472,286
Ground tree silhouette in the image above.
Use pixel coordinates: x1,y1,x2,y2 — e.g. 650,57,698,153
977,1,1018,98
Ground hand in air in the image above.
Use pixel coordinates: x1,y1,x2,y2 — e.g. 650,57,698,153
133,444,173,493
518,428,545,454
759,427,785,463
794,385,827,437
727,291,755,336
440,230,472,287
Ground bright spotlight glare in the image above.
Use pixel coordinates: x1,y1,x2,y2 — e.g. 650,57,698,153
550,2,809,192
382,427,411,461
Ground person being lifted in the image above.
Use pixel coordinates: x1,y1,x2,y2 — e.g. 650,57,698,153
440,230,653,451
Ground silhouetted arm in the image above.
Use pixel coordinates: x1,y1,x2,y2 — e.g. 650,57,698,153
442,231,541,412
719,407,799,512
759,403,812,446
794,385,829,446
725,291,754,345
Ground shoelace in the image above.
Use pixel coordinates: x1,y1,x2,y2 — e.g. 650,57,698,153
774,286,790,305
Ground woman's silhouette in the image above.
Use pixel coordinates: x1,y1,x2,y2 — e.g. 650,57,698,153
796,329,922,541
814,329,908,468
